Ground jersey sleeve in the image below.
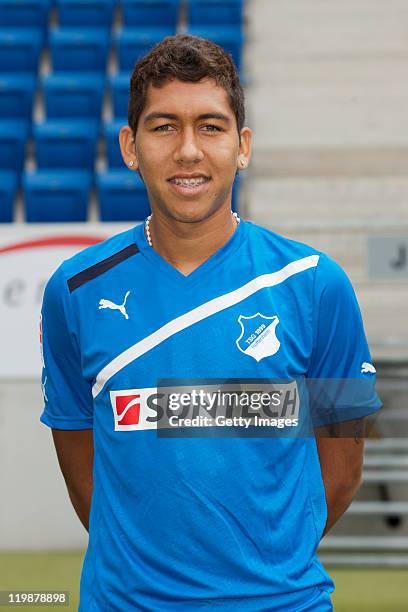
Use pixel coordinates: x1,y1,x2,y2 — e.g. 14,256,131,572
307,253,382,426
40,266,94,430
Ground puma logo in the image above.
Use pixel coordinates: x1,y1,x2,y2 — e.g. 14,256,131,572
361,362,376,374
99,291,130,320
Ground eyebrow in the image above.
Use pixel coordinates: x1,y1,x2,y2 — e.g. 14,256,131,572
143,112,232,125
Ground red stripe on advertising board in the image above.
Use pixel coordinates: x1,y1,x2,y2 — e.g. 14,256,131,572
0,236,105,255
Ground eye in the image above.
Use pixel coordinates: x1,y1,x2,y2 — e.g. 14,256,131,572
201,125,222,132
154,124,175,132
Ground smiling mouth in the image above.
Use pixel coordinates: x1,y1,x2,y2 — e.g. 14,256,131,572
168,177,210,187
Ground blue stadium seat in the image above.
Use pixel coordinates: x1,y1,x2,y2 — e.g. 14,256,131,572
188,0,243,27
0,120,28,173
121,0,179,30
50,27,110,72
56,0,116,29
0,74,36,121
33,120,99,169
104,120,127,168
187,26,243,70
0,29,43,73
0,0,50,31
0,170,18,222
109,72,130,119
96,168,150,221
43,72,105,120
115,27,174,72
23,169,91,222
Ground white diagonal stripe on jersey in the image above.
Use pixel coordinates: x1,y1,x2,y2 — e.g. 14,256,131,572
92,255,319,398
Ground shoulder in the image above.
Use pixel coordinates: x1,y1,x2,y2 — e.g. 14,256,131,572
59,226,138,281
45,226,139,297
247,220,348,280
248,222,352,293
246,220,320,262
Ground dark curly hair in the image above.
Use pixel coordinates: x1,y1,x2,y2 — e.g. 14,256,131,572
128,34,245,139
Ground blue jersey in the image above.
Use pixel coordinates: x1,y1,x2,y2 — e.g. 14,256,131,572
40,219,381,611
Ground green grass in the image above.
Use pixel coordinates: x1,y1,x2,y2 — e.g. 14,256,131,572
0,552,407,611
0,552,82,611
330,568,408,612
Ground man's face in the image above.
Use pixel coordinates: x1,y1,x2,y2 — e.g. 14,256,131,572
120,78,251,223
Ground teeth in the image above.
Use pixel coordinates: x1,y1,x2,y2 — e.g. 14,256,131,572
173,177,207,186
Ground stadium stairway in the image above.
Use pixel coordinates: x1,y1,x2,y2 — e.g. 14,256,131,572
245,0,408,566
316,361,408,567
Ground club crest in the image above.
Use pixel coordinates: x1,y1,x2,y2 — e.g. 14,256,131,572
236,313,281,362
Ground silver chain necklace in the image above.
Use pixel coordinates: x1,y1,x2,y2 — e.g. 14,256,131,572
144,211,240,248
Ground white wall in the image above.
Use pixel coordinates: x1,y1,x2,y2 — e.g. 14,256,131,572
0,381,88,551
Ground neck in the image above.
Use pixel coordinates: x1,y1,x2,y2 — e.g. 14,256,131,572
145,208,240,277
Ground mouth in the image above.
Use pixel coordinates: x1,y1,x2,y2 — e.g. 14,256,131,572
167,175,211,197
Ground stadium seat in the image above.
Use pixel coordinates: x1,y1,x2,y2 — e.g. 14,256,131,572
42,73,105,120
33,120,99,170
109,72,130,119
50,28,110,73
188,0,244,27
104,120,127,168
187,26,243,70
56,0,116,29
96,168,150,221
0,120,28,173
115,27,175,72
23,169,91,222
0,29,43,73
0,170,18,222
0,74,36,121
0,0,50,32
121,0,179,30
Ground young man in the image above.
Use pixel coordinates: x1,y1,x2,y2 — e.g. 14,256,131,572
40,35,381,611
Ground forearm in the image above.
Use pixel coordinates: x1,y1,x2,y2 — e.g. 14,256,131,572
321,477,362,536
316,422,365,538
51,429,94,533
66,478,93,532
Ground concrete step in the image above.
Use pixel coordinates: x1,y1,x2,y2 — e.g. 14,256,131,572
330,507,408,538
250,0,408,60
320,536,408,550
248,177,408,221
364,457,408,468
247,57,408,87
347,501,408,514
318,554,408,567
365,439,408,452
363,471,408,483
248,147,408,178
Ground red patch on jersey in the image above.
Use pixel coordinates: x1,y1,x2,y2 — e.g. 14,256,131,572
114,395,141,426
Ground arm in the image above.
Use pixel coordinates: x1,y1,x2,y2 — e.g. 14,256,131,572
315,418,365,537
52,429,94,532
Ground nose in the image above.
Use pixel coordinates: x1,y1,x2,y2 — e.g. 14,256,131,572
173,127,204,165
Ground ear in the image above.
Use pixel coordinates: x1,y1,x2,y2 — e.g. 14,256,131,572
236,126,252,172
119,125,139,170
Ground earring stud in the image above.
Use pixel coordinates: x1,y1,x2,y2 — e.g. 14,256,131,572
128,160,134,167
240,159,246,167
